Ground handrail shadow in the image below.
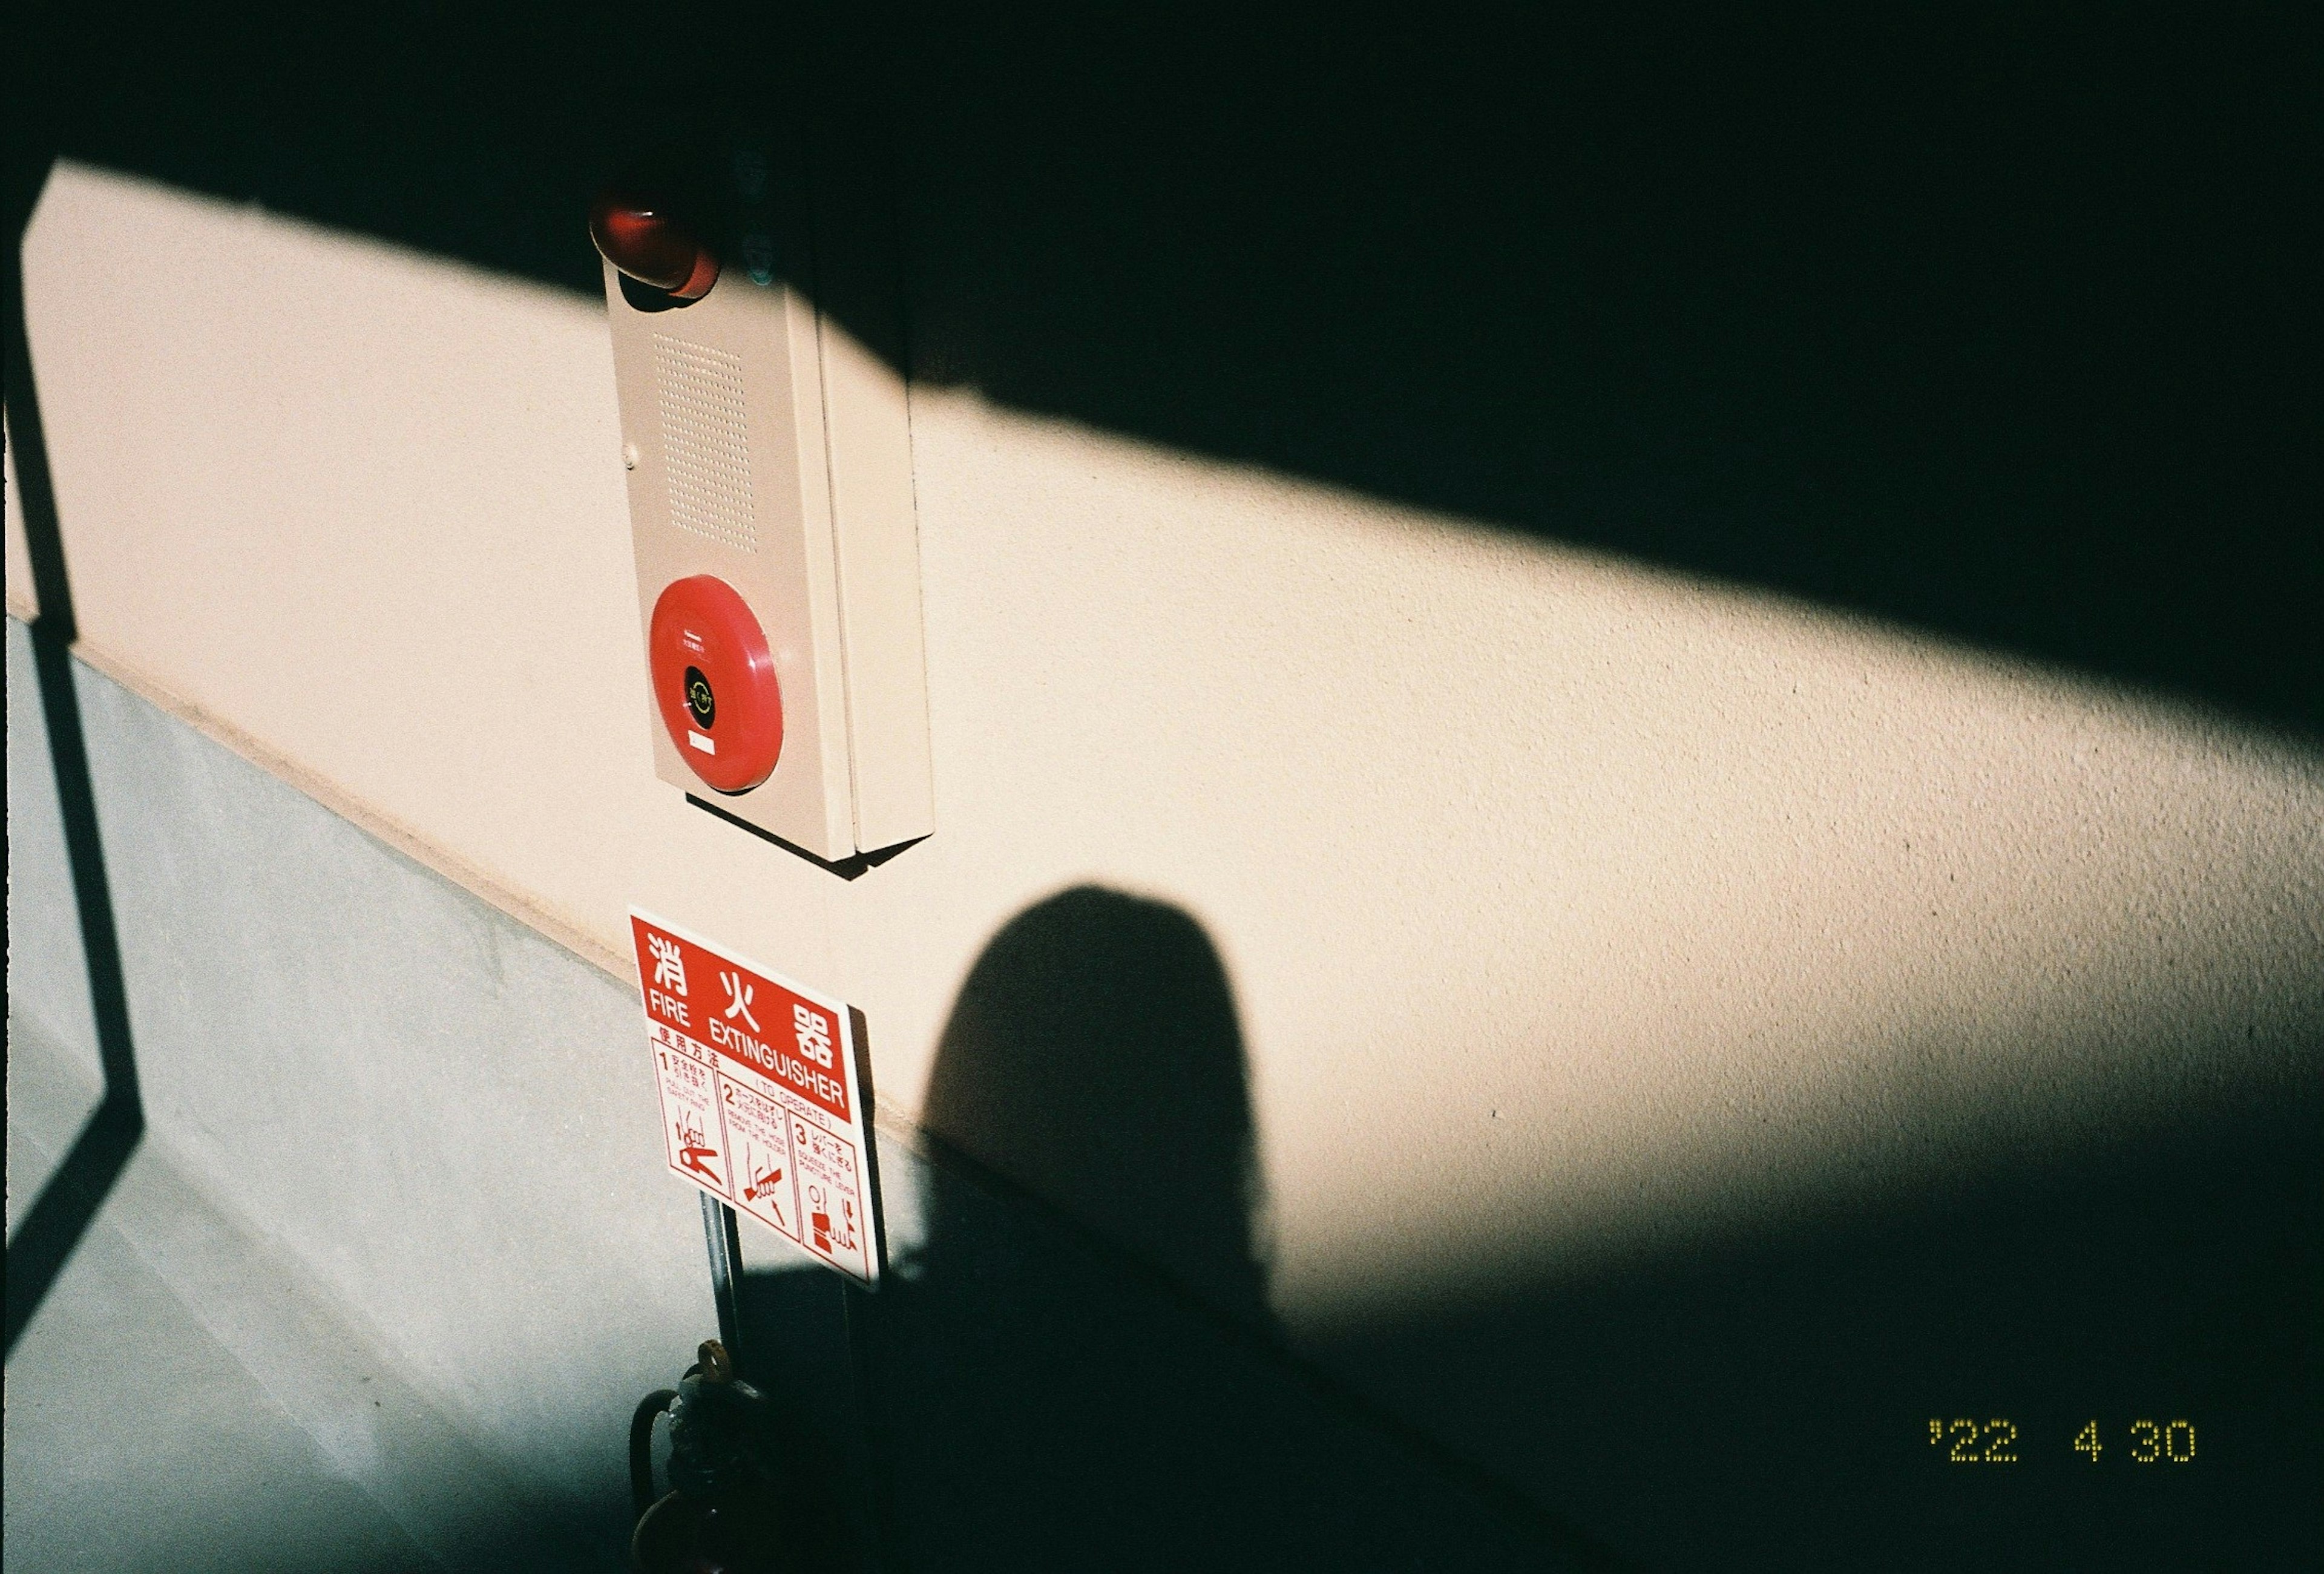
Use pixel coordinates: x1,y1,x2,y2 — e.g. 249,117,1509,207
4,156,148,1358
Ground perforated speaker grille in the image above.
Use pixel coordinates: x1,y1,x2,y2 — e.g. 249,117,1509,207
652,335,757,554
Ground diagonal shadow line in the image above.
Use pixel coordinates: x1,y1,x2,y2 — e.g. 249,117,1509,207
5,154,147,1359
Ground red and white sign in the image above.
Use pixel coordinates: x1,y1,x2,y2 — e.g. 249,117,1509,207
628,909,881,1285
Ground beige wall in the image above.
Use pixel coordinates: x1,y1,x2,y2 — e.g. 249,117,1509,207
14,157,2322,1356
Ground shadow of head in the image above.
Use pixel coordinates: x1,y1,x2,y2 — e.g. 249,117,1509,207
922,885,1269,1321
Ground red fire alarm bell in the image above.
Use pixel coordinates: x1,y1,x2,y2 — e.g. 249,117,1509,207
648,575,783,794
588,184,720,301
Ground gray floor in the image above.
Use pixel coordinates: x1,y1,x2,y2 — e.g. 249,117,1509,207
5,1015,576,1573
6,1131,426,1570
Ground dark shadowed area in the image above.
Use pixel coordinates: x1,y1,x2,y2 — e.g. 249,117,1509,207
763,888,2317,1567
919,887,1270,1323
1307,1092,2322,1567
7,1,2317,734
816,887,1622,1570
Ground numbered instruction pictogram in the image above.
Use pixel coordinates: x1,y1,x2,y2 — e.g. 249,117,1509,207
629,909,882,1286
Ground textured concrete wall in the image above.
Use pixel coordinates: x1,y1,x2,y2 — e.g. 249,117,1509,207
10,155,2322,1562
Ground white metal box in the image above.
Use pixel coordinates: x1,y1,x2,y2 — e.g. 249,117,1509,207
600,134,931,867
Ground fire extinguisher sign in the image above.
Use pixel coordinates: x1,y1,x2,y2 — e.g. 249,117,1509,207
628,908,882,1287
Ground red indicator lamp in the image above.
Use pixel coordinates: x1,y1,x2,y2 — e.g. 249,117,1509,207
589,185,719,301
648,575,783,793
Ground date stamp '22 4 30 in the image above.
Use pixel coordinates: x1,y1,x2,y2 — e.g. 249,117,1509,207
1929,1418,2198,1466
